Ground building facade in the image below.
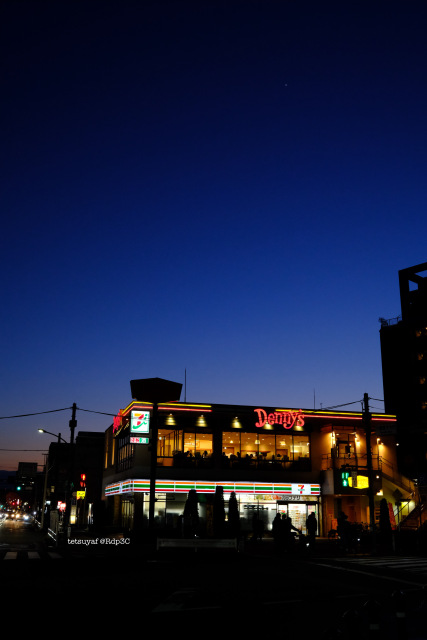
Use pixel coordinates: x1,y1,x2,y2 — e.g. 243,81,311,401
43,431,105,532
102,399,415,537
380,262,427,480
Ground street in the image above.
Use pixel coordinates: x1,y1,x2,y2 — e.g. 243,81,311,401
1,522,427,637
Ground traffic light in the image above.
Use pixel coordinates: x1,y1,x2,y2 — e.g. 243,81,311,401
79,473,86,489
341,470,350,487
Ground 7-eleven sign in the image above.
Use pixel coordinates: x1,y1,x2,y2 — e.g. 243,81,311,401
130,410,150,434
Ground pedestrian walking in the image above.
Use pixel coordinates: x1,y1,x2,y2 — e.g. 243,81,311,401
306,512,317,549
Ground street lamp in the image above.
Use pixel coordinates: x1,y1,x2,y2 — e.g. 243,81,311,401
38,429,67,443
38,429,68,529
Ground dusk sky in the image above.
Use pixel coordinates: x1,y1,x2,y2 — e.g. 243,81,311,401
1,1,427,471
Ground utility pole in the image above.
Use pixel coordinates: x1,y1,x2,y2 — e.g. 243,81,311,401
149,402,158,533
69,403,77,444
41,453,48,529
63,403,77,535
363,393,377,550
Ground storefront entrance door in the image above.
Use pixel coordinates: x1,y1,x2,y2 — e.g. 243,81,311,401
277,501,318,535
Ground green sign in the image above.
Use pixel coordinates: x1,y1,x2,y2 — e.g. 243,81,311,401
341,471,350,487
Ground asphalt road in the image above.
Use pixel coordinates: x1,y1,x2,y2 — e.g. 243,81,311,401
1,522,426,638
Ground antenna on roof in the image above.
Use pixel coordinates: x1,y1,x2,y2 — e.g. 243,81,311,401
184,368,187,402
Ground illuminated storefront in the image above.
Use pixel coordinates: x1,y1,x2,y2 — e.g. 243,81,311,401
105,478,321,534
102,401,411,536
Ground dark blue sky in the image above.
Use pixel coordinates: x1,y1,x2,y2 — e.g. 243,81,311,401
1,1,427,470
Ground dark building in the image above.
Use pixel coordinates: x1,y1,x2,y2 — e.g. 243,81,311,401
73,431,105,526
380,262,427,480
0,471,17,510
43,431,104,533
16,462,38,512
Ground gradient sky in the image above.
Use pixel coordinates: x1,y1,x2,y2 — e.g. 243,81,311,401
1,1,427,471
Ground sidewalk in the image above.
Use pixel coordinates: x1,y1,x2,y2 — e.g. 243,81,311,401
50,528,389,561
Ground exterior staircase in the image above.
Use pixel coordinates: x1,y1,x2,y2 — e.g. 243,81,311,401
398,490,427,531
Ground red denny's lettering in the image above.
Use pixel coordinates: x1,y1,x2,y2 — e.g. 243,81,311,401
254,408,305,429
113,411,123,434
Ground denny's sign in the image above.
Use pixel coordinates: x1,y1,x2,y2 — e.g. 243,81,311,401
254,408,305,429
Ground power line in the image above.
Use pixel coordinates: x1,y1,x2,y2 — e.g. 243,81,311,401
321,396,385,412
0,408,71,420
0,449,48,451
321,399,364,410
0,405,117,421
0,398,387,423
77,408,116,417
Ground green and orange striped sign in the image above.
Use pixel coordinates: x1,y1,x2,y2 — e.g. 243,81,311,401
105,479,320,496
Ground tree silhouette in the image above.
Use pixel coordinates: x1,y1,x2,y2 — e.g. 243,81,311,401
228,491,240,538
183,489,199,537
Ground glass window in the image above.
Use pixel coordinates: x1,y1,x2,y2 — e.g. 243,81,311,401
184,432,213,457
258,434,276,460
241,433,259,459
183,432,196,456
111,438,115,467
292,435,310,459
104,433,110,469
158,429,182,457
121,499,134,531
117,435,134,472
158,430,212,457
195,433,213,456
222,432,311,464
278,502,319,535
276,434,292,462
223,432,240,457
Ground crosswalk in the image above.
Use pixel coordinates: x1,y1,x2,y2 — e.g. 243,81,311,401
326,555,427,577
2,550,62,560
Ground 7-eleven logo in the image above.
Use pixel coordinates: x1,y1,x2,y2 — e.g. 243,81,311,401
131,411,150,433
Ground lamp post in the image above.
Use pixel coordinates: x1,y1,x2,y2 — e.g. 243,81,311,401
130,378,182,534
38,429,68,533
38,429,67,443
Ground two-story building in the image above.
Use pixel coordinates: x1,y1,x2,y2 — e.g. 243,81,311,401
102,400,415,536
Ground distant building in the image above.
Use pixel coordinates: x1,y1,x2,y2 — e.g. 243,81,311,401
0,471,17,509
43,431,104,531
73,431,105,526
380,262,427,480
17,462,38,479
15,462,39,512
